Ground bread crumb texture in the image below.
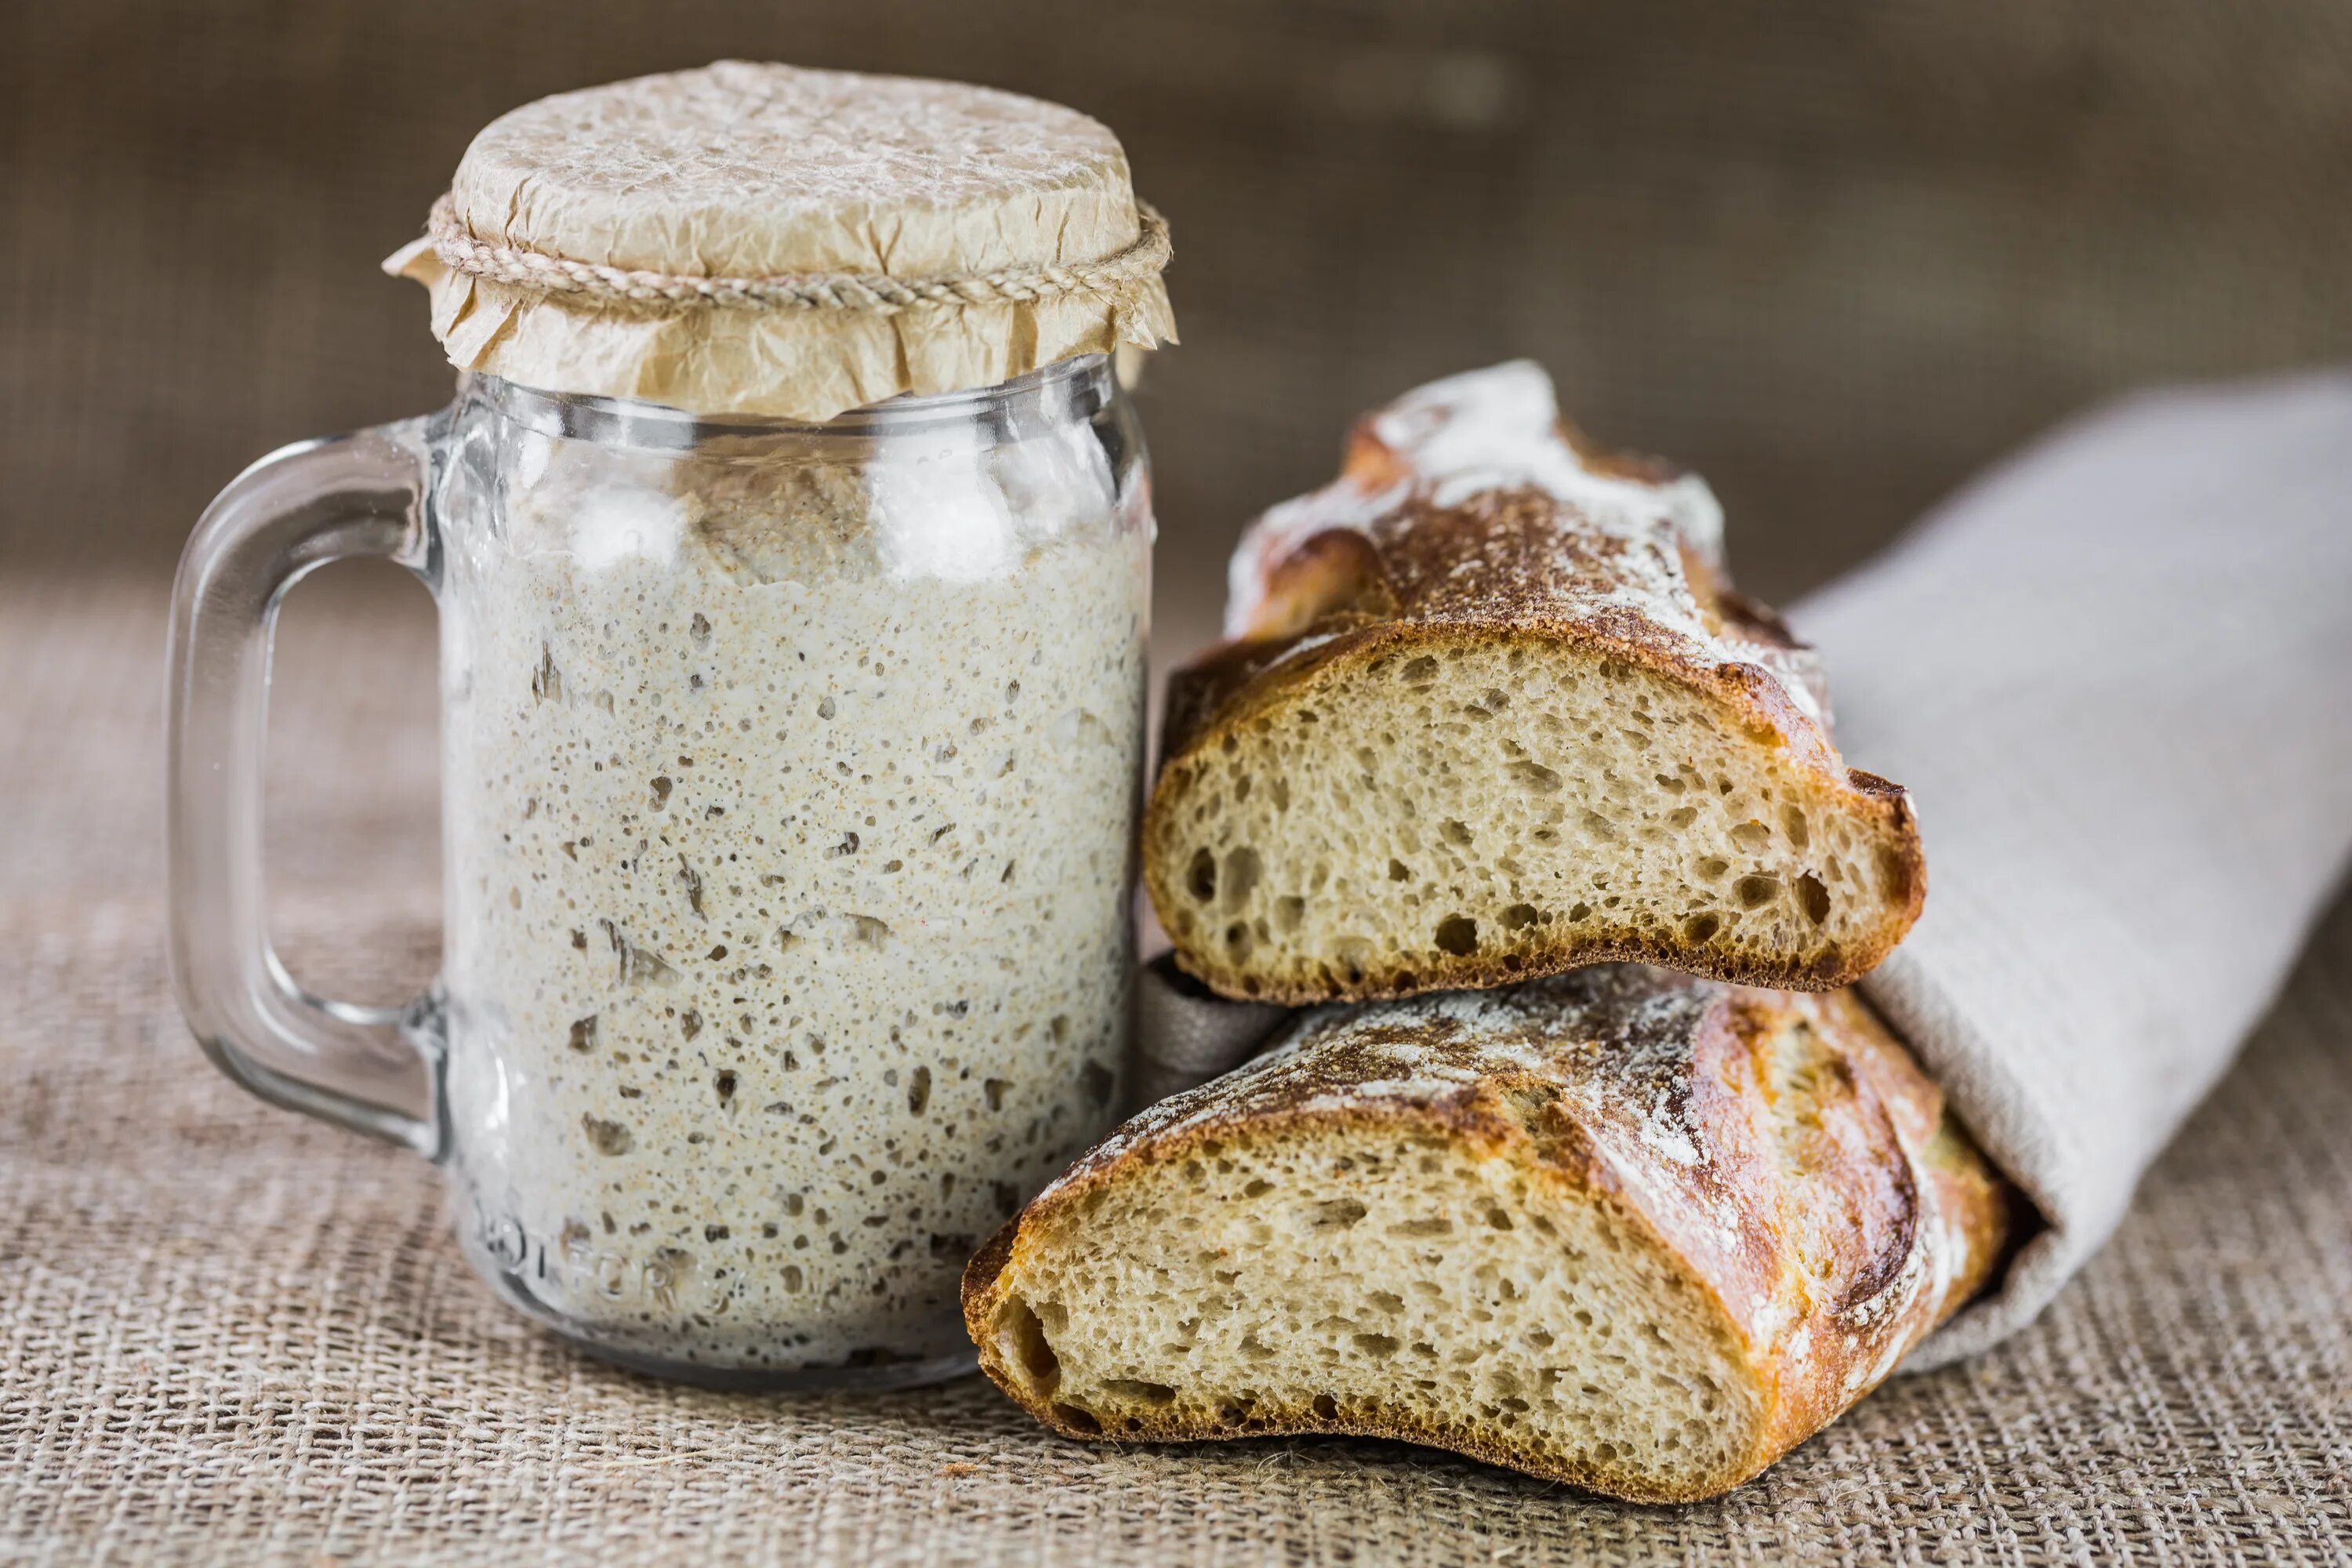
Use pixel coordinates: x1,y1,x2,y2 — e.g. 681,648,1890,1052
1146,363,1922,1003
964,967,2007,1501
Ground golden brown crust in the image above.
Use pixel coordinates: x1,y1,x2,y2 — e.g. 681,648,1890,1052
964,967,2008,1502
1147,370,1925,1003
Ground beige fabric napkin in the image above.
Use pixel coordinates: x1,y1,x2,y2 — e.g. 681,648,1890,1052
1133,370,2352,1366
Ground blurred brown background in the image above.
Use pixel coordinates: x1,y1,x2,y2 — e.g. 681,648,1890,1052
8,0,2352,660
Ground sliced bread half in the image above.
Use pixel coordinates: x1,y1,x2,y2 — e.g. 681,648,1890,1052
1145,362,1924,1003
963,966,2010,1502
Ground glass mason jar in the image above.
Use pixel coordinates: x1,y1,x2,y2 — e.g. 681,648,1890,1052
167,355,1149,1389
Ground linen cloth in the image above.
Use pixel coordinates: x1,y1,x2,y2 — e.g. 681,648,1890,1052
1135,371,2352,1367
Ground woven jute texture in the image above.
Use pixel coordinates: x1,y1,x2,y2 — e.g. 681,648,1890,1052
3,570,2349,1566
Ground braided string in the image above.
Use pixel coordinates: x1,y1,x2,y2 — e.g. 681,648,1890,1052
426,194,1170,314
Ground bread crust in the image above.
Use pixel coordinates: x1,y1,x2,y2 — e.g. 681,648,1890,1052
1146,367,1926,1003
964,967,2009,1502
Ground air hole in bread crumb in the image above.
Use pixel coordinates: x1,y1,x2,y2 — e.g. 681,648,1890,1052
1501,903,1540,931
1667,807,1698,829
1733,875,1780,909
1221,847,1262,910
1782,805,1811,848
1388,858,1411,881
1051,1403,1101,1433
1434,916,1479,956
1798,873,1831,924
1312,1199,1369,1229
1684,913,1722,942
1509,760,1562,793
998,1298,1062,1392
1401,656,1438,684
1696,858,1730,881
1312,1393,1340,1420
1336,938,1372,982
1731,820,1772,851
1440,819,1474,848
1185,848,1216,902
1103,1379,1177,1406
1568,902,1592,922
1352,1334,1400,1358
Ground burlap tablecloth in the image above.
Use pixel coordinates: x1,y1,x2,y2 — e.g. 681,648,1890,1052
2,571,2347,1566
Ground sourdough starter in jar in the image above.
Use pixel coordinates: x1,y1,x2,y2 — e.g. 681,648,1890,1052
436,378,1148,1377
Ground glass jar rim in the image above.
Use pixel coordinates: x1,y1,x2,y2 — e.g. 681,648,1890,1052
466,354,1114,450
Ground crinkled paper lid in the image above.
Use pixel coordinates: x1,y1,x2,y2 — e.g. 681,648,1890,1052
384,61,1175,421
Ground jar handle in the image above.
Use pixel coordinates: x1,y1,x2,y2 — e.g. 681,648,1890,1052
165,419,446,1156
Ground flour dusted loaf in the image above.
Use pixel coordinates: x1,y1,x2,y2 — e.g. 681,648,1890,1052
963,967,2009,1502
1144,363,1925,1003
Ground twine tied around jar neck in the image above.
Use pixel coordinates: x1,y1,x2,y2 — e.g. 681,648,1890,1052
423,193,1172,314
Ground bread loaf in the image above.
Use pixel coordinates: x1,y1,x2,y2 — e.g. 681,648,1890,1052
1143,363,1925,1003
964,966,2009,1502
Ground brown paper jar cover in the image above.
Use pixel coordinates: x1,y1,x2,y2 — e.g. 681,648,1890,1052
386,60,1175,421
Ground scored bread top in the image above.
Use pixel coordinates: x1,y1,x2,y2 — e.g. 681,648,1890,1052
1227,361,1723,631
1202,361,1831,749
